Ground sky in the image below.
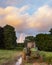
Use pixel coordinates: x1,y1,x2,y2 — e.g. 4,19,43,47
0,0,52,43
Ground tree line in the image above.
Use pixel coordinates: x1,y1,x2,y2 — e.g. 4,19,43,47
0,25,17,49
0,24,52,51
24,28,52,51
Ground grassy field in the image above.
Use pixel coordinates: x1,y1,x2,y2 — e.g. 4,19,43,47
0,50,21,65
40,51,52,58
39,51,52,64
0,50,52,65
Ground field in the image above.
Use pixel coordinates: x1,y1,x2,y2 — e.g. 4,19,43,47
0,50,52,65
0,50,21,65
39,51,52,64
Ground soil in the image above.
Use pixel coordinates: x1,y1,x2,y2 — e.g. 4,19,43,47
1,57,18,65
33,62,48,65
1,59,48,65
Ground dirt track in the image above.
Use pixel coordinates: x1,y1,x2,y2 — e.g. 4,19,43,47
1,60,48,65
1,57,17,65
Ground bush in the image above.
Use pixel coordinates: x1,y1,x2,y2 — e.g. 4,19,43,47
15,47,24,51
17,43,24,47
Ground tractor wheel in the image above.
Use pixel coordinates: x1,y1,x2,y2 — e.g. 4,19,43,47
39,55,43,62
26,56,30,62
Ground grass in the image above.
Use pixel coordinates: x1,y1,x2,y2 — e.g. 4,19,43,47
40,51,52,57
25,51,52,65
39,51,52,64
0,50,52,65
0,49,21,65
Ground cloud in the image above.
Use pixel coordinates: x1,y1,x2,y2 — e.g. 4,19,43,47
1,0,24,6
0,5,52,34
17,33,25,43
27,5,52,32
0,5,29,27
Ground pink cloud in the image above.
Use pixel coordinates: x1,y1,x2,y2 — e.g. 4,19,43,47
0,5,52,33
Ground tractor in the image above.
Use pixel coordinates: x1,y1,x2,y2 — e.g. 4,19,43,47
22,41,42,63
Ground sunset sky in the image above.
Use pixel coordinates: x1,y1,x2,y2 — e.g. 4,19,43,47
0,0,52,43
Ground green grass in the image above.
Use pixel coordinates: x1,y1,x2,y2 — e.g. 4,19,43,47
25,51,52,65
40,51,52,57
39,51,52,64
0,50,21,65
0,50,52,65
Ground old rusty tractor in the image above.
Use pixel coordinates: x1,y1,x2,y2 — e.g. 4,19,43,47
22,41,42,63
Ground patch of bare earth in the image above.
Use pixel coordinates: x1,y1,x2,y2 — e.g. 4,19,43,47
1,57,18,65
33,62,48,65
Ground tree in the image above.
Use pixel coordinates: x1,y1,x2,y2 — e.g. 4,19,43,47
3,25,17,49
0,27,4,49
35,34,52,51
49,28,52,35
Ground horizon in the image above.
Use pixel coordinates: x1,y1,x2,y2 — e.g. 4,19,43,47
0,0,52,43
